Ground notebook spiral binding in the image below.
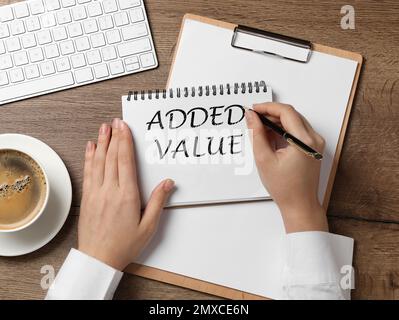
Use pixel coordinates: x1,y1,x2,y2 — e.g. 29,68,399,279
127,81,268,101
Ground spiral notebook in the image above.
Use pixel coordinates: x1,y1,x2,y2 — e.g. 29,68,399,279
122,81,272,206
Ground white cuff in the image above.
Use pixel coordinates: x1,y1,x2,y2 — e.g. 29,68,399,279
45,248,123,300
282,231,354,299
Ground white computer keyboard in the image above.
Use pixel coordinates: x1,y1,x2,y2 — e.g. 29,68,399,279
0,0,158,105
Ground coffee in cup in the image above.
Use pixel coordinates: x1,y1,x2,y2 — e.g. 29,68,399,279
0,149,48,232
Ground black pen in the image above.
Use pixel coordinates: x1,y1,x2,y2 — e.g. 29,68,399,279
246,108,323,160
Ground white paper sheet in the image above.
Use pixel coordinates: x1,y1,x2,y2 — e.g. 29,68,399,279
136,17,357,299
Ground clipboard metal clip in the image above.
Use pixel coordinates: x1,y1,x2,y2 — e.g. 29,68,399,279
231,25,312,63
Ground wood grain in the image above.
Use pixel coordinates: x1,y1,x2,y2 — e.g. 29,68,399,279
0,0,398,299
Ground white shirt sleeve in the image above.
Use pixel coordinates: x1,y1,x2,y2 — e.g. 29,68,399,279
45,248,123,300
281,231,354,300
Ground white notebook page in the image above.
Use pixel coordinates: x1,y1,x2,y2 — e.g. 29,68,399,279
122,84,272,206
135,17,357,299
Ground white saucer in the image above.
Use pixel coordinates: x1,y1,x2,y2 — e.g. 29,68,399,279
0,134,72,256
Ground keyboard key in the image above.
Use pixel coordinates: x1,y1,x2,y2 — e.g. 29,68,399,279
52,26,68,41
0,41,5,54
9,68,24,83
14,3,30,19
118,0,140,10
114,11,129,27
44,0,61,11
68,22,83,37
22,34,37,48
87,2,102,17
0,72,75,103
140,52,155,68
71,53,86,68
0,54,13,69
10,20,26,35
61,0,76,8
60,40,75,55
121,23,147,40
74,67,93,83
37,30,52,45
75,37,90,51
86,49,101,64
94,63,109,78
40,61,56,75
129,7,144,23
55,57,71,71
72,6,87,20
101,46,116,61
106,29,121,44
103,0,118,13
124,56,138,64
0,25,10,39
109,60,124,75
117,37,151,57
6,38,21,52
24,65,40,79
29,48,44,62
125,62,139,72
0,7,14,22
57,9,72,24
25,17,41,32
0,72,9,86
99,15,113,30
29,0,45,15
45,44,60,58
41,13,57,28
83,19,98,34
90,33,106,48
13,51,29,66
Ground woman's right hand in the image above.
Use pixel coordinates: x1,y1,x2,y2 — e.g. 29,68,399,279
245,103,328,233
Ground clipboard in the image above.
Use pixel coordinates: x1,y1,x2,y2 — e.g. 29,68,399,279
126,14,363,300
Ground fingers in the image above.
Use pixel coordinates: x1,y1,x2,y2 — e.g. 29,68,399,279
83,141,96,195
118,120,138,191
140,179,175,237
299,113,314,133
253,103,306,138
245,109,276,163
297,115,325,150
93,123,111,186
93,119,140,190
104,119,120,184
253,103,325,150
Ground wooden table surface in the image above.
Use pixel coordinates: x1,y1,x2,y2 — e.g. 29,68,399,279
0,0,398,300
